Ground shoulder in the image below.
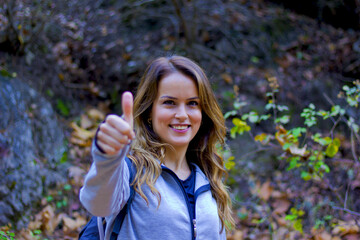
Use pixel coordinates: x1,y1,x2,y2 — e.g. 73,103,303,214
190,162,209,183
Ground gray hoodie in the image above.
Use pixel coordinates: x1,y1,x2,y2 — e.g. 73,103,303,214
80,144,226,240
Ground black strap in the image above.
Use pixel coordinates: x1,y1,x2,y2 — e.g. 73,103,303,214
112,156,136,236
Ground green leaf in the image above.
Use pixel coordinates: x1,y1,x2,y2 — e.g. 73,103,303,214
0,69,11,77
63,184,72,191
323,137,332,145
230,127,237,139
287,157,300,170
265,103,275,110
259,114,271,121
333,138,341,147
251,56,259,63
224,110,237,119
291,127,306,137
56,201,63,208
296,51,303,60
277,105,289,112
276,115,290,124
301,171,312,181
56,99,70,116
321,163,330,173
326,143,338,157
60,151,68,164
225,156,235,170
282,143,292,150
234,101,247,110
248,112,259,123
232,118,241,126
237,212,248,220
225,161,236,170
285,215,297,221
45,89,54,97
293,219,303,233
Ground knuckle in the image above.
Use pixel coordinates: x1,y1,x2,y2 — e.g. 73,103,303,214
99,123,107,132
105,114,117,123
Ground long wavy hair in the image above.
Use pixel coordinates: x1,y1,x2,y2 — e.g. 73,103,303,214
129,56,234,232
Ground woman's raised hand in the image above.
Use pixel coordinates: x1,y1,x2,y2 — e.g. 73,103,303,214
96,91,135,156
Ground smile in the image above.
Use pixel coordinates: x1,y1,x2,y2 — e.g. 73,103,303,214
170,125,190,131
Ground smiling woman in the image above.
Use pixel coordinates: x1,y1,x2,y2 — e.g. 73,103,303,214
151,72,202,158
79,56,234,240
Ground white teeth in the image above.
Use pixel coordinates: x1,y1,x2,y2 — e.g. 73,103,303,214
172,125,188,130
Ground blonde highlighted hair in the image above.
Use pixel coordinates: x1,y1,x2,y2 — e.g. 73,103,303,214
129,56,234,232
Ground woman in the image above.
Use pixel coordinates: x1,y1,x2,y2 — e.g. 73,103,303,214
80,56,233,240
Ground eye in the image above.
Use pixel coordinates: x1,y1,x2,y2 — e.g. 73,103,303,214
188,101,199,106
163,100,175,105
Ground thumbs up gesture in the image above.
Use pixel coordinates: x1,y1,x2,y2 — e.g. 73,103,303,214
96,92,135,156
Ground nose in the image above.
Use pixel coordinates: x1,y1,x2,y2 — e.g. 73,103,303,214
175,104,188,121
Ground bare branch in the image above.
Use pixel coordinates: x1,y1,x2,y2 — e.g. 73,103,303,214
332,206,360,218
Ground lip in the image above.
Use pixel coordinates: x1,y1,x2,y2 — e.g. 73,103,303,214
170,124,190,133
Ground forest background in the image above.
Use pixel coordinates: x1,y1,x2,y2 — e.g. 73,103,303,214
0,0,360,239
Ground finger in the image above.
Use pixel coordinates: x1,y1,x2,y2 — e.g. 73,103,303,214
122,91,134,129
97,141,118,156
105,115,134,140
97,130,128,149
98,123,130,145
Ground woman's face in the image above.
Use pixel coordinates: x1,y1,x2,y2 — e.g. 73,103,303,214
151,72,202,151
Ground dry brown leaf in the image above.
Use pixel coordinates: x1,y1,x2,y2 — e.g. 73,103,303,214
71,122,95,140
101,25,107,36
87,108,105,121
227,230,244,240
18,229,39,240
80,113,94,129
275,125,288,146
122,53,131,61
70,136,92,147
28,205,61,234
272,213,287,227
68,166,86,186
331,237,341,240
89,81,100,96
313,230,332,240
221,73,233,84
273,227,289,239
289,145,308,157
62,214,87,233
303,70,314,80
201,31,210,42
272,198,291,215
332,221,359,236
344,234,360,240
271,190,288,199
258,181,273,201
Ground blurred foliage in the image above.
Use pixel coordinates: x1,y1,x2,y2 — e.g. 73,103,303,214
0,0,54,57
1,0,360,239
224,76,360,237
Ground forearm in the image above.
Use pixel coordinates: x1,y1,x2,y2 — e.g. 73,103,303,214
79,142,131,217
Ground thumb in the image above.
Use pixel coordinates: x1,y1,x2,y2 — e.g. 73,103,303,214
122,91,134,129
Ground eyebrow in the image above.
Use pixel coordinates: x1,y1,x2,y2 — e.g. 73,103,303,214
160,96,200,100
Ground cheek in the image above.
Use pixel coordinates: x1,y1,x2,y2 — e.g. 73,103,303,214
153,108,173,126
192,110,202,126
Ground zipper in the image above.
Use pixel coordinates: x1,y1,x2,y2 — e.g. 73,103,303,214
162,167,196,240
193,219,197,238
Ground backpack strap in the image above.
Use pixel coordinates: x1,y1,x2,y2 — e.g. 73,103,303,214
111,156,136,238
